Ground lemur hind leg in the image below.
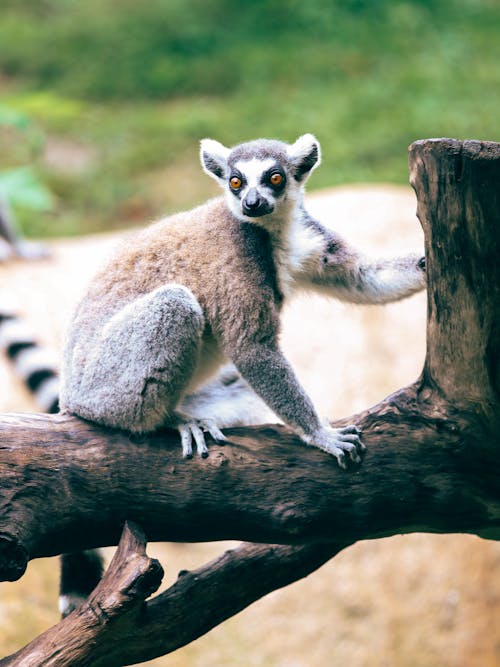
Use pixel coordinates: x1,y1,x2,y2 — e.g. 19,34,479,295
180,364,279,428
66,284,221,457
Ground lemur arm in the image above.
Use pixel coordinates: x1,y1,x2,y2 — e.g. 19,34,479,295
298,214,426,305
230,342,322,438
221,305,363,467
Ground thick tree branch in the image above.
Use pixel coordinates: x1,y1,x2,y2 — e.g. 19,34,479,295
0,138,499,664
0,378,497,588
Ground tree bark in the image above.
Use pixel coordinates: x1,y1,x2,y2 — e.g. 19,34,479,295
0,138,499,665
410,138,500,430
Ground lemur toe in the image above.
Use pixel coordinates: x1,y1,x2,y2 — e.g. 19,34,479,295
178,418,227,458
179,424,194,458
190,422,209,457
201,419,227,444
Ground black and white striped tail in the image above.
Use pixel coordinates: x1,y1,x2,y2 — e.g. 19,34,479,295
0,309,104,617
0,311,59,413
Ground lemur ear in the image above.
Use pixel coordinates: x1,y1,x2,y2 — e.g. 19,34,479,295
287,133,321,182
200,139,231,182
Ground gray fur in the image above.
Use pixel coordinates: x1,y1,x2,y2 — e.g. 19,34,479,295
62,284,204,433
180,364,278,427
61,134,425,467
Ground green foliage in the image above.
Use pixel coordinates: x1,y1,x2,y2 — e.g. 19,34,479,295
0,106,54,236
2,0,499,102
0,0,498,236
0,167,53,211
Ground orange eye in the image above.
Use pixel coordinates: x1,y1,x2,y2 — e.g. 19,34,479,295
230,176,242,190
270,172,283,186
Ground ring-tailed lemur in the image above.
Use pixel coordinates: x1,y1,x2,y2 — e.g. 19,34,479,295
60,133,425,463
56,133,425,616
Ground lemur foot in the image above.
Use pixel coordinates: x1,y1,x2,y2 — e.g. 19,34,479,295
305,424,365,469
176,415,227,458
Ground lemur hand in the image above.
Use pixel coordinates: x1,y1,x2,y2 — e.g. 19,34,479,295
304,423,365,469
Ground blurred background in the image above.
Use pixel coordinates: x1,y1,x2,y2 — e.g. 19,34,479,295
0,0,499,238
1,1,499,665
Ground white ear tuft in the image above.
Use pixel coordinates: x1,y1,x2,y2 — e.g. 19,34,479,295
287,133,321,182
200,139,231,182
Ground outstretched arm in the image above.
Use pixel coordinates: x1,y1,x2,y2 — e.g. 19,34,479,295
297,215,426,304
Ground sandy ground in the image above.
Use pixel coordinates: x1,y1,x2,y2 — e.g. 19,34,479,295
0,184,499,666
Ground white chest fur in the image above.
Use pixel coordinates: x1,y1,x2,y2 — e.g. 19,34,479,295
274,213,324,298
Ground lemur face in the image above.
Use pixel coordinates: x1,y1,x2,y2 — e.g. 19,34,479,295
226,156,286,218
200,135,321,223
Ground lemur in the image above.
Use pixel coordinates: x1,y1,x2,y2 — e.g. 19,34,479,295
56,134,425,617
60,133,425,462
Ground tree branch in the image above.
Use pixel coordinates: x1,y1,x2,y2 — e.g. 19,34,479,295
0,376,497,588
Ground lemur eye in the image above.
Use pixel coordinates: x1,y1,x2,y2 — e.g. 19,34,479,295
270,172,283,186
230,176,242,190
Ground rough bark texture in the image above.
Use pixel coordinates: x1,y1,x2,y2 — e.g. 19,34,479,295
410,139,500,427
0,138,499,665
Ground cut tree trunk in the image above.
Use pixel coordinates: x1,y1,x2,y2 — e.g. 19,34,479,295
0,138,499,666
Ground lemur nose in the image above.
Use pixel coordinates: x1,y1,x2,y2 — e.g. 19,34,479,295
244,188,261,208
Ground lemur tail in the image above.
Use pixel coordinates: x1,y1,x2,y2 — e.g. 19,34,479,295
0,309,103,617
0,310,59,413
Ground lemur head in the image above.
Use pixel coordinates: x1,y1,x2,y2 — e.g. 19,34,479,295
200,134,321,224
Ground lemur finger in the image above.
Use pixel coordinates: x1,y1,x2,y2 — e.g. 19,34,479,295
355,437,367,452
338,425,366,451
338,434,364,452
319,441,348,468
333,449,348,469
338,424,361,435
336,439,362,463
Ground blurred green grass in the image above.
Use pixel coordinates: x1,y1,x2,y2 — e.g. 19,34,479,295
0,0,499,237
